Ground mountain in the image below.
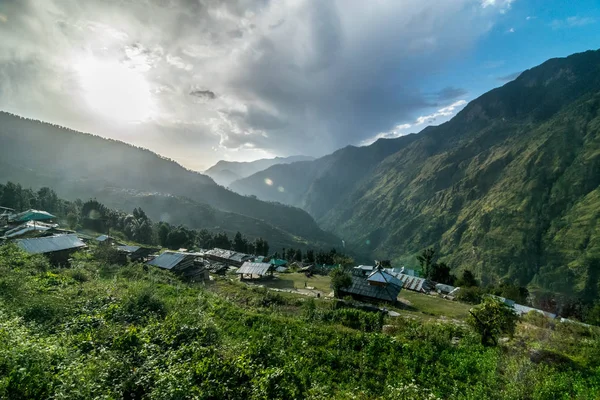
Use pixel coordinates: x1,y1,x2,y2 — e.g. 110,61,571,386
231,49,600,295
0,112,339,251
205,155,315,186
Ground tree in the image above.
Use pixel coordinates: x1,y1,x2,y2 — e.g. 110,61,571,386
330,267,352,298
66,212,79,230
417,248,436,279
233,232,248,253
430,262,455,285
467,297,518,346
456,270,478,287
305,250,315,263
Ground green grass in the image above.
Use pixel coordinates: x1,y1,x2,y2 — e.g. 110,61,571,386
398,290,472,320
263,272,333,293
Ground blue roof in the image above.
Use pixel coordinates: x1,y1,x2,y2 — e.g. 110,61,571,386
270,258,287,266
17,234,86,254
117,245,141,253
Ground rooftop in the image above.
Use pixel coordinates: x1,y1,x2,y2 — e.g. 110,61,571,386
17,234,86,254
147,251,194,270
11,209,56,223
341,276,401,302
237,261,272,276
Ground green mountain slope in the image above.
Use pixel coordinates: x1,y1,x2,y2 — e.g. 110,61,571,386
0,113,339,250
234,49,600,294
230,135,419,220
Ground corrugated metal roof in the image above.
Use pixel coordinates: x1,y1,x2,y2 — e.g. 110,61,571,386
270,258,287,266
12,209,56,222
17,234,86,254
5,221,55,238
96,235,112,242
275,266,288,273
513,304,556,319
341,276,401,302
435,283,456,294
367,270,403,287
237,262,271,275
147,252,192,270
117,245,141,253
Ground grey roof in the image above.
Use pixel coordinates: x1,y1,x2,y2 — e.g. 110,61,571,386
367,270,403,287
275,266,288,273
147,252,192,270
395,274,432,292
117,245,141,253
513,303,556,319
341,276,401,302
237,261,272,275
435,283,456,294
17,234,86,254
96,235,112,242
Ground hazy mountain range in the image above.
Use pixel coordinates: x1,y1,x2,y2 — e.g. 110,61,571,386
231,49,600,296
0,112,339,252
204,155,314,187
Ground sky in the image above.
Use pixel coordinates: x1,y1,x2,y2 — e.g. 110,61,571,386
0,0,599,171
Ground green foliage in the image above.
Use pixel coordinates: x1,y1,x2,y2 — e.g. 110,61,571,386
329,267,352,298
1,242,600,399
467,297,519,346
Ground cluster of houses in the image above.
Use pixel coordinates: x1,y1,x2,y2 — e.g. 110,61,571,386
0,206,569,320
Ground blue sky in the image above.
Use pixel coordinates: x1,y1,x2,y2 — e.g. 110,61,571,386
384,0,600,141
0,0,598,170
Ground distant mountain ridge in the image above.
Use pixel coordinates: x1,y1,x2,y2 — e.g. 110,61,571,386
0,112,339,251
205,155,315,186
230,49,600,296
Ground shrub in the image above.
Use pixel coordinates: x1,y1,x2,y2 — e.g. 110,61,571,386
467,296,519,346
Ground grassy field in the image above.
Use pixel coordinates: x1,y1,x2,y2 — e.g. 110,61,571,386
265,272,334,293
398,290,472,320
261,272,473,321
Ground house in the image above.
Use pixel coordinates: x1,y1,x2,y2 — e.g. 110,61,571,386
2,221,58,239
513,303,557,319
16,234,86,265
353,265,375,276
269,258,288,268
394,274,435,293
435,283,456,295
116,245,158,262
95,235,121,246
237,261,273,279
203,248,254,266
147,251,209,282
9,209,56,223
339,268,403,304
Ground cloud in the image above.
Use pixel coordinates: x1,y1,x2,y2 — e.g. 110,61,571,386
507,27,515,33
361,99,467,145
497,71,522,82
435,86,468,102
0,0,514,169
551,16,596,29
190,89,216,100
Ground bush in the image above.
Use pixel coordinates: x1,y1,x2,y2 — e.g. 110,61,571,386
467,296,519,346
522,310,553,328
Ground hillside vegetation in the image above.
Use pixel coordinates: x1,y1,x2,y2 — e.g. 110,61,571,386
1,245,600,399
230,49,600,296
0,113,340,251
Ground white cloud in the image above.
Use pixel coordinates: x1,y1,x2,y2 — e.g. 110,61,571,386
361,99,468,145
508,27,515,33
0,0,513,169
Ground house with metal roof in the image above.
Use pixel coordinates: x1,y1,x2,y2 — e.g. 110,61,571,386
10,209,56,223
16,234,86,265
340,267,403,304
203,248,254,266
116,245,158,262
237,261,273,279
147,251,209,282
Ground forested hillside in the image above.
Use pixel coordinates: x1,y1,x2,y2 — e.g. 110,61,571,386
0,113,340,251
231,50,600,295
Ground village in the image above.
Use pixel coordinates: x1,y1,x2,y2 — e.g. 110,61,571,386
0,205,564,324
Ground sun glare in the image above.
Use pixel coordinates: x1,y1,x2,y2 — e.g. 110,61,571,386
74,57,153,122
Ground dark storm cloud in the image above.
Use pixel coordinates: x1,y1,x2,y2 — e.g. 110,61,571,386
0,0,512,167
